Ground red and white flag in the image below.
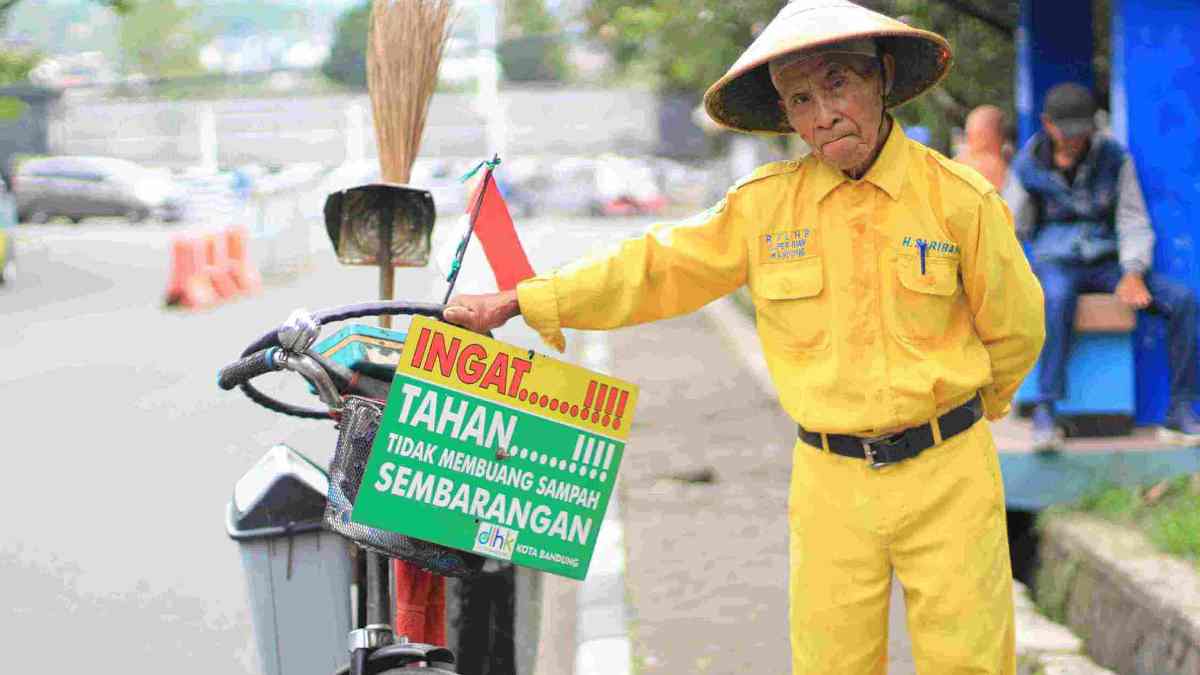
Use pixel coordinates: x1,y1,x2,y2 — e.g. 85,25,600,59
466,174,535,291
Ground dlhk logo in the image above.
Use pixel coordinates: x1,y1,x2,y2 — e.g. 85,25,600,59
473,521,518,560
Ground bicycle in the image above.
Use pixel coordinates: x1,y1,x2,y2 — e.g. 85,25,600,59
220,179,538,675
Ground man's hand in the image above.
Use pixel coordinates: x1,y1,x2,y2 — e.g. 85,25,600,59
1115,272,1152,309
443,290,521,334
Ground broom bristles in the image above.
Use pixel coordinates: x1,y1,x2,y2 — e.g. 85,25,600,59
368,0,455,185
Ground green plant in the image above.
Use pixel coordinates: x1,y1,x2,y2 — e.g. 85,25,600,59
0,49,39,85
1076,482,1139,521
1063,473,1200,567
1034,555,1079,624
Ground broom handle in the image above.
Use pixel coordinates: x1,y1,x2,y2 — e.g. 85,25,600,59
379,196,396,329
442,158,498,304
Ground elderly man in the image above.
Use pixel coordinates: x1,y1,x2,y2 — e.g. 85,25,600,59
1005,82,1200,450
445,1,1044,672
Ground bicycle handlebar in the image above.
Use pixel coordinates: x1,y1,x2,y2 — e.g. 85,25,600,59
220,300,448,419
217,348,278,391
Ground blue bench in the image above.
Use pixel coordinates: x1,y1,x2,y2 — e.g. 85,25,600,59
1015,293,1136,435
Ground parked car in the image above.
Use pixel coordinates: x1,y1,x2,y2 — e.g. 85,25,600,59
0,178,16,283
13,156,184,224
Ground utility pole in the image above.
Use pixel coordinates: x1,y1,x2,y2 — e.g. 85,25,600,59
475,0,506,159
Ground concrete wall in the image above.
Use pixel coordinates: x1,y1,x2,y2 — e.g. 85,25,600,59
1037,514,1200,675
51,86,698,169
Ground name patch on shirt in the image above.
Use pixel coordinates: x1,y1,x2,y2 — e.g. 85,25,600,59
761,228,812,263
900,236,959,256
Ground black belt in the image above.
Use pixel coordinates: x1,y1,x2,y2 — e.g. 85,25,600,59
798,393,983,468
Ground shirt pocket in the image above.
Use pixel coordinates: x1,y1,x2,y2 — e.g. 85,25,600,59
750,255,830,352
890,251,960,344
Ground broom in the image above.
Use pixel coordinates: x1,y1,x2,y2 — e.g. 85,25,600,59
367,0,455,320
362,0,456,648
365,0,456,648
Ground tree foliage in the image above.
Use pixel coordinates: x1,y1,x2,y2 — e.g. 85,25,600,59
322,1,369,89
586,0,781,94
0,48,38,84
498,0,569,82
0,0,133,84
0,0,130,30
118,0,207,79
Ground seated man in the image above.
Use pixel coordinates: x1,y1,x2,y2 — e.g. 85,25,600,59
1004,82,1200,450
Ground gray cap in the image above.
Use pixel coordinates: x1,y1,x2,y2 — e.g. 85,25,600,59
1043,82,1096,137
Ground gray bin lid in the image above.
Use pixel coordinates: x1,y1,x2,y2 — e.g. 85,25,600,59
227,444,330,541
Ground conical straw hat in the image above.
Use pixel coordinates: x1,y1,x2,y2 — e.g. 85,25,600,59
703,0,952,134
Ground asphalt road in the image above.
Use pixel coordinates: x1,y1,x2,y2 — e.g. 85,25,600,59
0,216,650,674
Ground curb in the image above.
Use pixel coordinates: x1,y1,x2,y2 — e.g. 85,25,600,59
574,330,632,675
1013,580,1116,675
1037,513,1200,675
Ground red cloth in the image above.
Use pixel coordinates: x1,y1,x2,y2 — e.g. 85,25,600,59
468,174,535,290
392,560,446,645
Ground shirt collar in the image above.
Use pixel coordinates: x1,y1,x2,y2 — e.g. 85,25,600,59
809,116,908,203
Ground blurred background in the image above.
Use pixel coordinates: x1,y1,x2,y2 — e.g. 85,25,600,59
7,3,1189,675
0,0,1051,231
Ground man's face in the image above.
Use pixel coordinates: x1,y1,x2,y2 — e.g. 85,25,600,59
773,52,893,176
1041,116,1089,161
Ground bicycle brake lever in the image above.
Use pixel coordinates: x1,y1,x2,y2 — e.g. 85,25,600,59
277,351,343,411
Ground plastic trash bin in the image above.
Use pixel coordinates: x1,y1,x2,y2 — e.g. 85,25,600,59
227,444,354,675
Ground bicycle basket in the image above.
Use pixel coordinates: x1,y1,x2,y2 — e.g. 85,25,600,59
324,395,487,577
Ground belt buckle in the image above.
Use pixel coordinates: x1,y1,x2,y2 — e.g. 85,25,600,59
860,433,903,469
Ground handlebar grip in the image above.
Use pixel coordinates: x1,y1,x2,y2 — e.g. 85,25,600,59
218,348,278,390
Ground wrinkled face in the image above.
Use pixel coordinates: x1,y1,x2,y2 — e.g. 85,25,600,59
773,52,894,176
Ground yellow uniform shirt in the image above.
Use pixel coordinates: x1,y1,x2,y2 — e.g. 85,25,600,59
517,122,1045,435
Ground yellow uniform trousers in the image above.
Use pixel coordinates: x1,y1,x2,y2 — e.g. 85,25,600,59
787,419,1015,674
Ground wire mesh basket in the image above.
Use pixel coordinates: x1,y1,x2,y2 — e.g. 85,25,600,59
323,395,486,577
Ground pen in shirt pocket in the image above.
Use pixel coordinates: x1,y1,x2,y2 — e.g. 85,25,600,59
916,239,928,275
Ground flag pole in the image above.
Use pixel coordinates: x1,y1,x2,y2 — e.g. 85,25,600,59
443,154,500,304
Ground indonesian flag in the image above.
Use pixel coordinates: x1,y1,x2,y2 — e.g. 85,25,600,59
466,173,535,291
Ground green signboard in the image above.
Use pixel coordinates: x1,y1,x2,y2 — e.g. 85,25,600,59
352,316,638,579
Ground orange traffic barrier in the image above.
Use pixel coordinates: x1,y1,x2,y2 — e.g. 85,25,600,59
203,230,240,301
165,234,218,309
225,224,262,295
